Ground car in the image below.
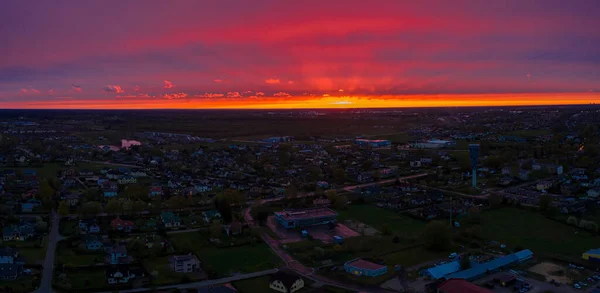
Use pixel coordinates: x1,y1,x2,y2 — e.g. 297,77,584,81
448,252,458,259
573,283,581,289
581,282,588,287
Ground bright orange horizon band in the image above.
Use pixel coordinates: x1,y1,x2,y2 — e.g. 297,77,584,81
1,92,598,109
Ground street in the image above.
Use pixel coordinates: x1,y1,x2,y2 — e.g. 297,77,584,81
34,211,62,293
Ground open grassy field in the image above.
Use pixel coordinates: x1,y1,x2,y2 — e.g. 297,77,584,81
379,246,449,268
60,268,109,291
337,205,426,237
169,231,283,277
17,236,48,265
478,208,598,257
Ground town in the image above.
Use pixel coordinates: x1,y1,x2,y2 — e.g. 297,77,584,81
0,106,599,293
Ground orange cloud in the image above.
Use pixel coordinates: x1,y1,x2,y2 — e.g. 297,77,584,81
274,92,292,97
103,85,124,93
227,92,242,98
213,79,224,83
256,92,265,96
163,92,187,99
163,80,175,89
265,78,280,84
196,93,225,98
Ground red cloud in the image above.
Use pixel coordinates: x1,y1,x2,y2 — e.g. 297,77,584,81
213,79,224,83
265,78,280,84
195,93,225,98
103,85,124,93
72,84,82,92
227,92,242,98
21,87,41,94
163,80,175,89
163,92,187,99
274,92,292,97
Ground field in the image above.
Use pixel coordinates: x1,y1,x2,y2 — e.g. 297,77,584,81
337,205,426,237
169,232,283,277
17,236,48,265
505,129,552,137
0,163,62,179
478,208,598,257
379,246,449,268
58,268,110,291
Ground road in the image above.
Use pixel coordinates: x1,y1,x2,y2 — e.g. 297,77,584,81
97,269,279,293
78,159,143,169
341,173,429,192
34,211,62,293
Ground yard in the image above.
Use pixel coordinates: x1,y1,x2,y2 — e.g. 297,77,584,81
143,256,205,285
337,205,426,238
59,219,78,237
0,276,39,293
16,236,48,265
378,246,450,268
232,275,313,293
477,208,599,257
56,268,110,291
169,231,283,277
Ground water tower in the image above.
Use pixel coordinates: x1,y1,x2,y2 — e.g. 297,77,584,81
469,144,480,187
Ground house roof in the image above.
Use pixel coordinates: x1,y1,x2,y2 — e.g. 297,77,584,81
169,254,199,263
438,279,493,293
425,261,462,279
585,248,600,255
0,247,17,258
270,272,302,289
0,263,23,278
345,259,386,271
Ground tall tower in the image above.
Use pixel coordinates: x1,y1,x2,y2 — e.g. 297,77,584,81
469,144,480,188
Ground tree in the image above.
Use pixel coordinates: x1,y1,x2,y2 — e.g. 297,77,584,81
567,216,578,226
539,194,552,212
79,201,102,217
333,168,346,184
214,195,233,224
131,200,147,215
165,196,188,211
488,193,502,208
423,221,452,251
210,222,222,239
466,206,482,224
58,201,70,216
104,198,124,215
333,195,348,210
460,253,471,270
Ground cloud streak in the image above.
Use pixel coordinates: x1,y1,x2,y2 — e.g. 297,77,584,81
103,85,124,93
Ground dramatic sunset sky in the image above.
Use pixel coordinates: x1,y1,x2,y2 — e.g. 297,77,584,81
0,0,598,109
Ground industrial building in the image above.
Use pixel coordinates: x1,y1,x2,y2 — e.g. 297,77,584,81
274,208,338,229
411,139,456,149
583,249,600,261
344,258,388,277
354,139,392,148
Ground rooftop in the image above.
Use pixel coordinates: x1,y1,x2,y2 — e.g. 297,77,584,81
345,259,386,271
438,279,493,293
275,208,338,221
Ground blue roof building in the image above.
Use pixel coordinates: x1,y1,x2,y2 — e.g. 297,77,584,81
424,261,462,279
443,250,533,281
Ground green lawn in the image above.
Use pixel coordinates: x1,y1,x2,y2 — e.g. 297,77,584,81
57,253,102,266
505,129,551,137
17,236,48,265
379,246,449,268
1,163,63,179
337,205,426,237
478,208,599,257
169,232,283,277
0,276,39,293
61,268,108,291
143,256,204,285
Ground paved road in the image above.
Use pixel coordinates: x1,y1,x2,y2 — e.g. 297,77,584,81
97,268,279,293
342,173,429,192
34,211,62,293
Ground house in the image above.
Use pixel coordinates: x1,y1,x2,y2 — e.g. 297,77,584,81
223,221,242,236
313,197,331,207
420,157,433,164
423,261,461,279
168,254,201,273
0,247,20,264
536,181,552,191
20,199,41,212
82,235,104,251
316,181,329,189
105,265,143,284
501,166,512,175
2,225,35,241
161,211,181,228
202,210,222,224
102,182,118,197
79,219,101,234
130,170,147,178
118,175,137,185
269,272,304,293
111,217,135,232
410,161,422,168
344,258,388,277
149,186,163,197
437,279,493,293
0,247,24,281
518,170,530,181
64,193,81,207
587,187,600,198
105,244,133,264
582,248,600,261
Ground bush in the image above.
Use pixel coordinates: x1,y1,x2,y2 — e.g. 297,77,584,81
567,216,578,226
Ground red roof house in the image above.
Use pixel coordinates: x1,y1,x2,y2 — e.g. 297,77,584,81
111,217,134,232
437,279,493,293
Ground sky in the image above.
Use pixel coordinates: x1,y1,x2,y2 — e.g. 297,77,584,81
0,0,599,109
